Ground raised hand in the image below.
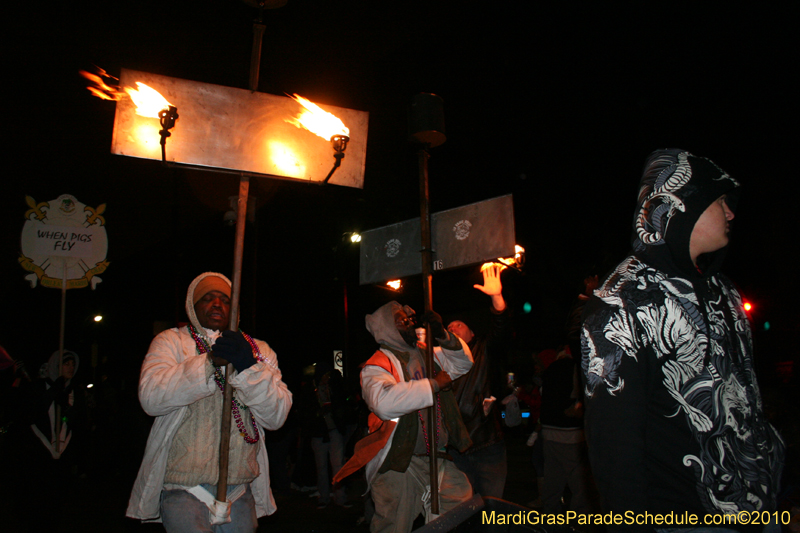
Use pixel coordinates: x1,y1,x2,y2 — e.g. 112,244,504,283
474,263,506,312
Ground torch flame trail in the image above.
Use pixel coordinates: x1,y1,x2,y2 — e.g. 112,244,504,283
80,68,124,101
285,94,349,140
81,67,172,118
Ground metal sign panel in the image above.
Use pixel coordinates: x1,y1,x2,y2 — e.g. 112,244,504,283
360,218,421,285
431,194,515,272
111,69,368,188
360,195,515,285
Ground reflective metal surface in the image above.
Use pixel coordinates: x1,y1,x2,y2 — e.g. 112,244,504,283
111,69,368,188
360,195,516,285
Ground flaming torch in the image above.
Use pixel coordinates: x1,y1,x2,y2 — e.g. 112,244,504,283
125,82,178,163
81,70,178,162
285,94,350,183
492,245,525,271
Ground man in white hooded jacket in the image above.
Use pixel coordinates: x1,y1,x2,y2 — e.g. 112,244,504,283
127,272,292,532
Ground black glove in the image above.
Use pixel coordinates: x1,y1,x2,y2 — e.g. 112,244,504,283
213,331,256,373
421,310,446,340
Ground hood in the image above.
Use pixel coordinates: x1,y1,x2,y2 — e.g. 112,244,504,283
631,149,740,279
185,272,232,337
46,350,79,382
365,301,418,352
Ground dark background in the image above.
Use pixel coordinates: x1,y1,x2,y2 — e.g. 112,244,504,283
4,1,798,388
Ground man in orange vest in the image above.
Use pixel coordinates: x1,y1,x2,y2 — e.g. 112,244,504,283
335,301,474,532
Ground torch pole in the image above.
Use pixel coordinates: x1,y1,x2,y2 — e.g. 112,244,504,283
54,259,67,457
216,175,250,503
418,145,439,514
215,3,264,502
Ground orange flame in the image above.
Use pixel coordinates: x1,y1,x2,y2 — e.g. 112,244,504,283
487,245,525,269
80,68,124,101
81,68,172,118
124,82,172,119
481,262,507,271
386,280,402,291
285,94,349,141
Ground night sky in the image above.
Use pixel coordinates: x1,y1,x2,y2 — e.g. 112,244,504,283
4,1,798,386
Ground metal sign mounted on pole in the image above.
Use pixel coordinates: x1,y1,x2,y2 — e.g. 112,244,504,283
84,2,369,505
358,194,515,285
110,69,368,188
356,95,517,517
19,193,110,457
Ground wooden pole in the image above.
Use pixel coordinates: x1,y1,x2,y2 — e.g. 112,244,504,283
417,146,439,514
216,6,267,502
216,175,250,502
54,259,67,457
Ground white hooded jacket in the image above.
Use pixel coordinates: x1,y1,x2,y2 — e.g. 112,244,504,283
126,272,292,521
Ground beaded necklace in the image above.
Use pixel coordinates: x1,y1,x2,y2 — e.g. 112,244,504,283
417,395,442,456
187,324,262,444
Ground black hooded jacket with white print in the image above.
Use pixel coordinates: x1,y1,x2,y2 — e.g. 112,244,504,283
580,150,784,529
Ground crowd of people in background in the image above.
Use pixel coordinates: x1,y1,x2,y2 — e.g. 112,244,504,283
1,150,799,532
1,296,797,532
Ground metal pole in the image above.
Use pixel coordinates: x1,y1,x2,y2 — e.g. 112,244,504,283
418,145,439,514
54,260,67,457
343,281,349,379
249,21,266,91
216,175,250,502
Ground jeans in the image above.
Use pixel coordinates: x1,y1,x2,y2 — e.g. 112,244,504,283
450,441,507,499
160,484,257,533
310,428,347,506
370,456,473,533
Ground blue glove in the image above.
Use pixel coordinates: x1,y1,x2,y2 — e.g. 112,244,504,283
213,331,256,373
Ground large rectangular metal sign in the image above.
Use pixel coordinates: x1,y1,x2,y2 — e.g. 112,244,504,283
111,69,368,188
359,194,515,285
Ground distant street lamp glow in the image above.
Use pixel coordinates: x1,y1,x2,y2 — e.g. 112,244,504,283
94,315,103,322
350,233,362,243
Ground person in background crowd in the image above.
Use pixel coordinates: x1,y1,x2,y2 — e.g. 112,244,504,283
447,263,512,499
304,360,350,509
11,349,87,532
539,346,593,514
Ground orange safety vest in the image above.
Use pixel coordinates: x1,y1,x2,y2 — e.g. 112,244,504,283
332,350,400,484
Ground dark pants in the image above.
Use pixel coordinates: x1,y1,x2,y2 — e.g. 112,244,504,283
450,441,507,499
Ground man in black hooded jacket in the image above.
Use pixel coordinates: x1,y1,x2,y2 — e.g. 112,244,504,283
581,149,784,531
